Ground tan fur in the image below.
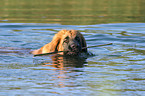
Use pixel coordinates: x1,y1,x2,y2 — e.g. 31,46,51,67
31,29,87,55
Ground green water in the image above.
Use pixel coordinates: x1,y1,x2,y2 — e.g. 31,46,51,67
0,0,145,25
0,0,145,96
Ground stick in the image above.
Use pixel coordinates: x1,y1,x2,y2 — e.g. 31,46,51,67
34,51,64,57
34,43,112,57
82,43,112,49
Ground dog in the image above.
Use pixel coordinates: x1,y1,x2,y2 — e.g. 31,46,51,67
31,29,87,55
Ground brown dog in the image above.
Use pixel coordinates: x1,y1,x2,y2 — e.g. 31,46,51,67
31,29,87,55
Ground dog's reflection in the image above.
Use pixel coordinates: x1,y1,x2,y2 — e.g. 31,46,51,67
41,54,87,68
34,54,88,88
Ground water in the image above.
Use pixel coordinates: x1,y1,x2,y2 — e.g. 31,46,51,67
0,23,145,96
1,0,145,25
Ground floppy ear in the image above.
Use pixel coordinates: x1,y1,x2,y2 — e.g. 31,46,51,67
31,31,61,55
42,32,61,53
80,33,87,52
42,29,67,53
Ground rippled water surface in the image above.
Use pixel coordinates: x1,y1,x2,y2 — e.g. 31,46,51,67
0,23,145,96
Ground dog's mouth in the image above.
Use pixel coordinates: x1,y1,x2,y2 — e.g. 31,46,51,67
64,50,80,56
63,45,82,56
66,52,79,55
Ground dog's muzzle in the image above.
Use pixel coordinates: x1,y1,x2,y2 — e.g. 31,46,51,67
65,43,81,56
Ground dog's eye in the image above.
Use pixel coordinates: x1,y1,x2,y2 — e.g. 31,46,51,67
64,39,68,43
64,37,69,43
75,36,80,42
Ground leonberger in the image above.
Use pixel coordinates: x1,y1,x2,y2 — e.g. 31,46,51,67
31,29,87,55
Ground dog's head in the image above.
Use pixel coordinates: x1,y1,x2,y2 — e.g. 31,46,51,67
31,30,87,55
53,30,87,55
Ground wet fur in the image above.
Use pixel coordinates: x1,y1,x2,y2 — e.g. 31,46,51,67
31,30,87,55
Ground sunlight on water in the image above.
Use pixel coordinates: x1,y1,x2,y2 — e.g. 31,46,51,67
0,23,145,96
1,0,145,95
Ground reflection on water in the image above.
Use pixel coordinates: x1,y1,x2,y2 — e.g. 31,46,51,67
0,23,145,96
35,54,87,68
1,0,145,95
0,0,145,25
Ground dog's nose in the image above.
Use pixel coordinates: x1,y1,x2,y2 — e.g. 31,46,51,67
71,44,78,49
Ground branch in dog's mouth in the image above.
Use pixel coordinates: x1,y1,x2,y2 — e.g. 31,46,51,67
33,43,112,57
33,51,64,56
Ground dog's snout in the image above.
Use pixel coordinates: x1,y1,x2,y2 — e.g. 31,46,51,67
68,43,79,52
71,43,78,49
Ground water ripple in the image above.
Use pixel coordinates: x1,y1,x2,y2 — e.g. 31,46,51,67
0,23,145,96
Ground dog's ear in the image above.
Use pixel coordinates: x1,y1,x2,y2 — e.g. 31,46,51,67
80,33,87,52
48,35,61,52
45,29,67,52
31,30,66,55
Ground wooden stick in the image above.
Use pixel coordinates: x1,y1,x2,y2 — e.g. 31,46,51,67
82,43,112,49
34,43,112,57
34,51,64,57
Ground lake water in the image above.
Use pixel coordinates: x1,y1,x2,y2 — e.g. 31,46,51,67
0,0,145,96
0,23,145,96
